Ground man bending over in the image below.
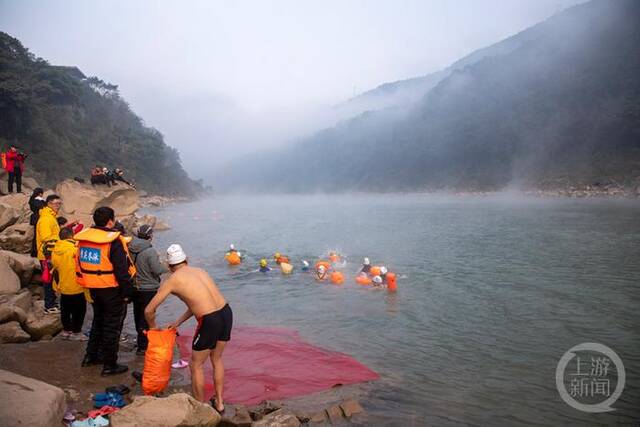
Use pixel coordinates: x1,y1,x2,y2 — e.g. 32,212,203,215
144,244,233,412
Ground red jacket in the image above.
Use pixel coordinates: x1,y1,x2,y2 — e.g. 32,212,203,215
5,150,26,173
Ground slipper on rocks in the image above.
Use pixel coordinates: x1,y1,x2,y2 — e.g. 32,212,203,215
171,359,189,369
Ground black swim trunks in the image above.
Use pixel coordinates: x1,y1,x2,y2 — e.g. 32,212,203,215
192,304,233,351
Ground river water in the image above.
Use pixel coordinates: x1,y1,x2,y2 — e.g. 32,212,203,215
144,194,640,425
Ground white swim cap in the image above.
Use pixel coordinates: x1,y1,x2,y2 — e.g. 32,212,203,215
229,244,235,250
318,265,326,271
372,275,383,284
380,266,388,275
236,251,242,257
167,244,187,265
303,260,309,267
364,257,370,265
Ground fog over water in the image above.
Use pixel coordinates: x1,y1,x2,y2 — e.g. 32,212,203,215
0,0,583,177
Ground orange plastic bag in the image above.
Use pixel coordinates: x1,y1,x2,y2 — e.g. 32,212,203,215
355,274,372,285
226,252,241,265
142,329,177,395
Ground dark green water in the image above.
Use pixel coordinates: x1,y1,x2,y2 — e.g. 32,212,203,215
147,194,640,425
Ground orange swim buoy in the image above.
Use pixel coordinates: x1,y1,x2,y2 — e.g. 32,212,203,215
330,271,344,284
369,266,381,276
355,274,372,285
225,252,241,265
329,253,340,263
386,272,397,292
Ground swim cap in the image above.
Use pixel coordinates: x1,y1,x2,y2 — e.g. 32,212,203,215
372,275,383,284
167,244,187,265
318,265,326,272
380,266,388,275
230,244,235,250
302,260,309,267
260,259,267,267
364,257,370,265
275,252,281,258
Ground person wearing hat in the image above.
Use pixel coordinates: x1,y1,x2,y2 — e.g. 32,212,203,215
359,257,371,274
127,224,169,355
145,244,232,413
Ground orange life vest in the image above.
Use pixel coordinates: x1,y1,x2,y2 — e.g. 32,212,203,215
74,228,136,289
225,251,241,265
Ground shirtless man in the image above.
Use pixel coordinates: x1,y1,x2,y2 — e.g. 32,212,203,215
144,244,232,412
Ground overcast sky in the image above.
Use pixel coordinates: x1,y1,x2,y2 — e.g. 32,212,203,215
0,0,582,177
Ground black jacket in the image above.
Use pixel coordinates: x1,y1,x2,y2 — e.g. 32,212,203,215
28,197,46,226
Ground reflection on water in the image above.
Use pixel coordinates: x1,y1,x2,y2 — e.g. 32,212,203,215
139,194,640,425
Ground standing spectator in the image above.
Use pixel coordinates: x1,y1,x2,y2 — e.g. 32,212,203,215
28,188,46,257
128,225,168,355
51,227,89,341
36,194,62,313
76,207,136,376
5,145,27,193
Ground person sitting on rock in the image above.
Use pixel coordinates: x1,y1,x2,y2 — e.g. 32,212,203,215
90,165,108,186
51,227,90,341
111,168,135,189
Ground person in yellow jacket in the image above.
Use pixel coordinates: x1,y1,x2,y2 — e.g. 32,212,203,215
51,227,91,341
36,194,62,313
76,206,136,376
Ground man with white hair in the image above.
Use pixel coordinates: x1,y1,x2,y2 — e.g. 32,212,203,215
144,244,233,413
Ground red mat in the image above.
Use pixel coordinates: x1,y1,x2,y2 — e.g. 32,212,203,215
176,326,379,405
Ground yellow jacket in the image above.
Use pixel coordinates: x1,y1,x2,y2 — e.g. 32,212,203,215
51,239,91,301
36,206,60,260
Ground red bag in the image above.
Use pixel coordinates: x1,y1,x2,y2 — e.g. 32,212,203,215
142,329,177,395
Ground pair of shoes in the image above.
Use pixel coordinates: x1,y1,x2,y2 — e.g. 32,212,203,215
44,306,61,314
60,331,71,340
101,364,128,376
69,332,89,341
81,355,101,367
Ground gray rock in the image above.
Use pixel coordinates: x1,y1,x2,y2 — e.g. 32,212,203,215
0,250,39,285
325,405,343,424
0,202,19,233
0,321,31,343
219,404,252,427
0,222,34,254
340,399,364,417
109,393,221,427
0,256,20,295
8,290,32,313
0,305,27,324
0,369,66,427
23,301,62,340
252,408,300,427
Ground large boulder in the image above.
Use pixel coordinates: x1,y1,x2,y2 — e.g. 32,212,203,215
0,369,66,426
0,256,21,295
0,291,31,324
0,222,34,253
55,179,139,226
0,321,31,343
0,250,39,285
0,202,19,232
23,300,62,340
109,393,221,427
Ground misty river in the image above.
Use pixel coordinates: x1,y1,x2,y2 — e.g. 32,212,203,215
141,194,639,425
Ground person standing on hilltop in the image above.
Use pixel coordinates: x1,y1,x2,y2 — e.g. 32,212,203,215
36,194,62,313
145,244,233,413
4,145,27,193
76,207,136,376
128,225,168,356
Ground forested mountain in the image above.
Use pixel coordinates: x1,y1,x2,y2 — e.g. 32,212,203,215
0,32,202,196
219,0,640,192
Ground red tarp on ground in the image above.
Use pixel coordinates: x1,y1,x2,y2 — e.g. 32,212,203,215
176,326,379,405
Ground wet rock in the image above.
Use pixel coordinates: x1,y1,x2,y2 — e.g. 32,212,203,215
109,392,220,427
0,222,34,253
325,404,343,424
0,202,19,232
219,404,252,427
340,399,364,418
0,369,66,426
0,256,20,294
24,301,62,340
0,321,31,343
0,250,39,285
252,408,300,427
248,400,282,421
308,411,327,424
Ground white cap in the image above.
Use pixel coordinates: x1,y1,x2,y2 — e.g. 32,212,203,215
236,251,242,257
167,244,187,265
364,257,370,265
380,266,388,275
318,265,326,271
372,275,383,284
303,260,309,267
230,244,235,250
